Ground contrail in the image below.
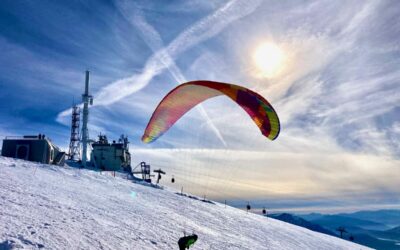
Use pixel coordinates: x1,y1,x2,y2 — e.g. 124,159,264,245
57,0,262,138
120,3,227,146
96,0,262,105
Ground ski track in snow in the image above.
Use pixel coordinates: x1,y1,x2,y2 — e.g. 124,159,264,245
0,157,370,250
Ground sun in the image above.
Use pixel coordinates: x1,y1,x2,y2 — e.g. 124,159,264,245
253,42,285,78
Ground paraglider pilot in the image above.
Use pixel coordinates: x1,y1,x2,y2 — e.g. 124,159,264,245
178,234,198,250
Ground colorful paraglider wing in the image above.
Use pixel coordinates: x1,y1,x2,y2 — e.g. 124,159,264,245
142,81,280,143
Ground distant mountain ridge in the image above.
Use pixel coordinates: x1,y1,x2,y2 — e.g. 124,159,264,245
387,225,400,233
268,213,337,237
337,210,400,228
310,215,389,231
296,210,400,250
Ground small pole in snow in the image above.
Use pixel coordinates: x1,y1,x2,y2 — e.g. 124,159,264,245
33,164,39,175
181,187,183,195
224,200,227,208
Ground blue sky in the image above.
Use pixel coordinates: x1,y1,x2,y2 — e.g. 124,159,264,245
0,0,399,213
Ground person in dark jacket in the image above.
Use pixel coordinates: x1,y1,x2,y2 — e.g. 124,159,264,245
178,234,198,250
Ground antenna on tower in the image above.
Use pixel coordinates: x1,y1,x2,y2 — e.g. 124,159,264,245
81,70,93,168
68,103,81,161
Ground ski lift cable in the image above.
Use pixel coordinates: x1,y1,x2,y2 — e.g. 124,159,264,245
151,161,266,211
168,168,272,194
170,175,251,205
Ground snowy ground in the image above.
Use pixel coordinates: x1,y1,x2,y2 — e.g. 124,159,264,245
0,157,370,250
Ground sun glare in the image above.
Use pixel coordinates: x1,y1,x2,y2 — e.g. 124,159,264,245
253,42,285,78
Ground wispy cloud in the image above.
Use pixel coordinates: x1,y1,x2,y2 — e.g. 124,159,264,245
117,2,227,146
131,0,400,210
58,0,263,145
59,0,262,108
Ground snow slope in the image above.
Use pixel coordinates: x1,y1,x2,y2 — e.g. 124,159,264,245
0,157,370,250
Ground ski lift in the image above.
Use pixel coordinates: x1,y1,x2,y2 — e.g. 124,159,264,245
262,207,267,215
246,202,251,212
171,175,175,183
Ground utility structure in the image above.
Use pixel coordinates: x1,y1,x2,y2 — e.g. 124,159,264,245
153,168,166,184
68,104,81,160
90,134,131,171
132,162,153,183
336,227,347,238
1,134,65,165
81,70,93,167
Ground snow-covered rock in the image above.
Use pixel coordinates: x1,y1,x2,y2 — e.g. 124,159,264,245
0,157,370,249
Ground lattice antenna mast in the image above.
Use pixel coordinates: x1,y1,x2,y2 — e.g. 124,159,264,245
68,104,81,160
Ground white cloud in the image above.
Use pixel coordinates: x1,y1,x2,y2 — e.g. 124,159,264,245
134,146,400,202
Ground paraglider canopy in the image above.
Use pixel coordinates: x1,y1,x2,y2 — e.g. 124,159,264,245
142,80,280,143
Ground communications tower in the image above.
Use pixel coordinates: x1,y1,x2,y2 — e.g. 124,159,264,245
68,104,81,160
81,70,93,167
